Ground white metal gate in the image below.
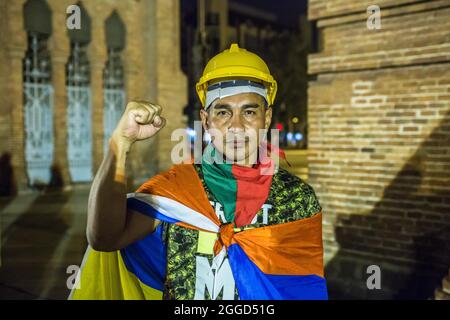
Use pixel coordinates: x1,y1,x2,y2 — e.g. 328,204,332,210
23,34,54,185
103,49,125,152
66,43,93,182
67,86,92,181
103,88,125,152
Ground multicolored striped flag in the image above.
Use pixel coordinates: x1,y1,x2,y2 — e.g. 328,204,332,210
70,162,328,300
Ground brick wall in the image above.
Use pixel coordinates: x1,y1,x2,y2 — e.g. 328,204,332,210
308,0,450,299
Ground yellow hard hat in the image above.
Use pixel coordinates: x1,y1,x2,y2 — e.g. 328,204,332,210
196,43,277,108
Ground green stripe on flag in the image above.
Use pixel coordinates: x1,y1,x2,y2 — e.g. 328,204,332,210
202,144,237,223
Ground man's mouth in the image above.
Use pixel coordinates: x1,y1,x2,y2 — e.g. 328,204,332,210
225,138,248,148
231,141,245,148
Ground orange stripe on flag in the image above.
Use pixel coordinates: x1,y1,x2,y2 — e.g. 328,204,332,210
233,212,324,277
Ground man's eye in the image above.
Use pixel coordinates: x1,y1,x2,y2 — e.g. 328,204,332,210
244,110,256,116
217,111,229,116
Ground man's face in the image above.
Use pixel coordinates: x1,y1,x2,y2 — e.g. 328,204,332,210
200,92,272,165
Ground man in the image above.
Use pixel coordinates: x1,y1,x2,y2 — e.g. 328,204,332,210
70,44,327,300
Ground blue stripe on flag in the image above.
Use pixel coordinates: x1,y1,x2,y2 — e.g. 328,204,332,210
227,243,328,300
120,223,167,291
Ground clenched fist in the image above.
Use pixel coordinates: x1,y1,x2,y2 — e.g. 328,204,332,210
111,100,166,151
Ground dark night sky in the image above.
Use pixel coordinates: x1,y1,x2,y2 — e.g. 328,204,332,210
234,0,308,27
181,0,308,29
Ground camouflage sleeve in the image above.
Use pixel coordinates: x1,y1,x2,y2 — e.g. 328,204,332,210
301,182,322,218
270,168,322,222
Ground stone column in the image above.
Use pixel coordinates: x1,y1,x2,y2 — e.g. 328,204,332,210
117,0,160,185
6,1,28,190
48,0,71,187
154,0,188,172
86,6,108,174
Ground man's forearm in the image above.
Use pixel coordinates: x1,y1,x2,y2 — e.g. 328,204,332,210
86,137,131,249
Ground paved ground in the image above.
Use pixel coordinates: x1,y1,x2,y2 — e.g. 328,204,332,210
0,186,89,300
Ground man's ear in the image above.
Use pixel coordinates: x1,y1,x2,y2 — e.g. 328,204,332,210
264,106,273,129
200,108,209,131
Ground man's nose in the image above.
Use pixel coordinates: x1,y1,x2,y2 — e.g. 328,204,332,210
228,113,245,132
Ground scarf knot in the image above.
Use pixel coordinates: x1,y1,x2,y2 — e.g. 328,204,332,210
213,223,235,256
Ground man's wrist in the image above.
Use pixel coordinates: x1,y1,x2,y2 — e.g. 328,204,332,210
110,133,132,183
110,132,133,155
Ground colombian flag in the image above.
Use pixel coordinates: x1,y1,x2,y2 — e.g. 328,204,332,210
69,163,328,300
